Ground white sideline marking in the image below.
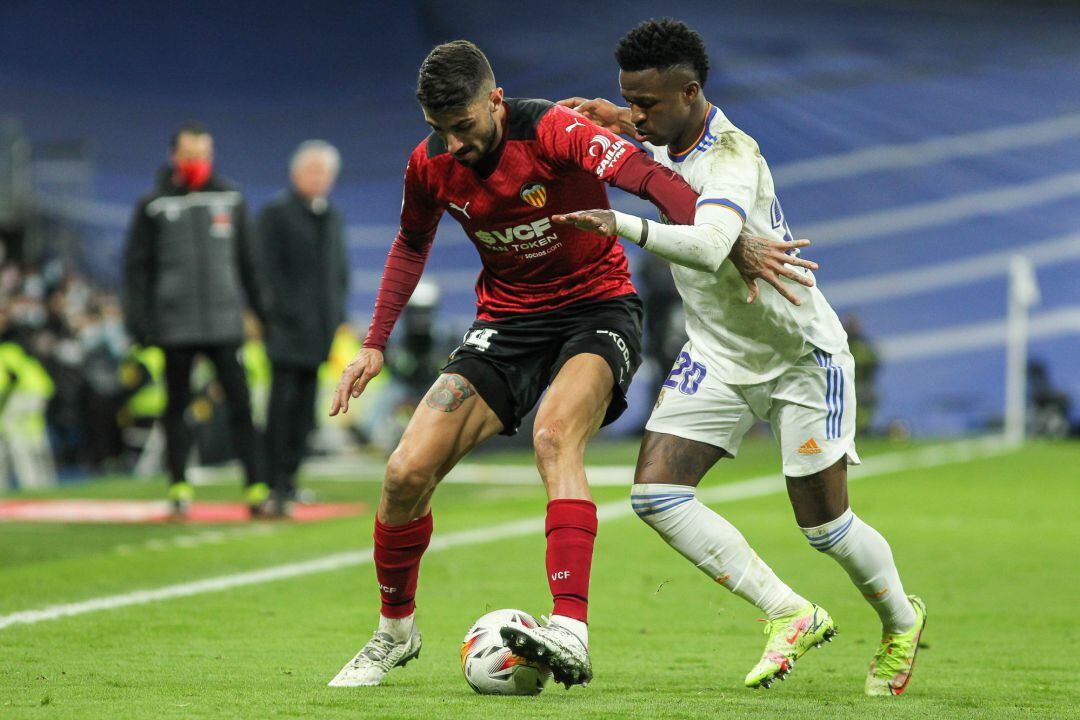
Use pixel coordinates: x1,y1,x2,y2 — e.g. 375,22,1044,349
800,171,1080,248
774,112,1080,187
0,438,1012,631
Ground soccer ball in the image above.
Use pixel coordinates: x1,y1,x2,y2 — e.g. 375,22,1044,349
460,609,552,695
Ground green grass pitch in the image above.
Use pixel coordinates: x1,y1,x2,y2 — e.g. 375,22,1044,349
1,438,1077,719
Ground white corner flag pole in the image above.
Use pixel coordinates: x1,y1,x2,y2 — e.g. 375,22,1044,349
1004,255,1040,447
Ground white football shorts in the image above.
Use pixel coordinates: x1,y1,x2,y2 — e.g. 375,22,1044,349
645,342,861,477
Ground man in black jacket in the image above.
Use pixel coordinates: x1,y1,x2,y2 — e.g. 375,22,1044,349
123,121,268,517
257,140,348,516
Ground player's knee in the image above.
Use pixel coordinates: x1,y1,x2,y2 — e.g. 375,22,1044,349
532,420,573,466
383,451,435,508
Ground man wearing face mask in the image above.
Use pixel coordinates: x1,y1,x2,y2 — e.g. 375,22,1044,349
257,140,348,517
122,121,268,518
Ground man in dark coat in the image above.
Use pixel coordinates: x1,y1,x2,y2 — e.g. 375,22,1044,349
123,121,268,517
257,140,348,515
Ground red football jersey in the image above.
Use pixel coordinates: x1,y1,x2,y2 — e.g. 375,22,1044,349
364,98,698,349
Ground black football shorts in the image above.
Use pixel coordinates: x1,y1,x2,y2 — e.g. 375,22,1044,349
442,293,643,435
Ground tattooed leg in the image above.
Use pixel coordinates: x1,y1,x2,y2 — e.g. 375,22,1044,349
424,374,476,412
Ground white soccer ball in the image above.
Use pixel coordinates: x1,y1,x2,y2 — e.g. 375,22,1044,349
460,609,552,695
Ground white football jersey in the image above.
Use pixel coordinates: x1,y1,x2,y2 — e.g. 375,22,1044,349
643,104,848,384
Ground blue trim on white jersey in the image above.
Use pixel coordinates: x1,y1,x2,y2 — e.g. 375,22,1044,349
696,198,747,222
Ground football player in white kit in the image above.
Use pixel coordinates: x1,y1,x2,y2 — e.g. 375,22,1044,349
557,19,926,696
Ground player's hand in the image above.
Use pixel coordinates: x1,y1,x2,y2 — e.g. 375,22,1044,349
556,97,633,135
330,347,384,416
552,209,617,235
729,235,819,306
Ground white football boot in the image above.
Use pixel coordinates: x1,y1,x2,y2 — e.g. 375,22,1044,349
500,617,592,688
327,624,422,687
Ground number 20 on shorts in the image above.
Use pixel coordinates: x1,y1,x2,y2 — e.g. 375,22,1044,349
663,351,707,395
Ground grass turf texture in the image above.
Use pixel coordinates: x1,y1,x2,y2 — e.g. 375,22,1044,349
1,438,1077,719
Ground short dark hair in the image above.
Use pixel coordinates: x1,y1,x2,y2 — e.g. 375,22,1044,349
615,19,710,87
170,121,210,150
416,40,495,113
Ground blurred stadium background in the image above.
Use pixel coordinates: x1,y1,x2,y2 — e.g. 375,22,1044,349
1,1,1079,717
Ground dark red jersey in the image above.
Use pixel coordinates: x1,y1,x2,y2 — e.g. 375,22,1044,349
364,98,697,350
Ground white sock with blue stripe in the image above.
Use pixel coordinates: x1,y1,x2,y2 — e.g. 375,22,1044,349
632,484,807,620
801,508,917,633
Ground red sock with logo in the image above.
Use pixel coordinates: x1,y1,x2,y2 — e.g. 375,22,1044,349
545,499,598,623
373,512,433,618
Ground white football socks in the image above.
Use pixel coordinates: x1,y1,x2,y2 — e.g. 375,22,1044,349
378,613,414,642
632,484,808,620
801,508,917,634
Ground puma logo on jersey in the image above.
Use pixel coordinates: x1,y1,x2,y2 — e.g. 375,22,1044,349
565,118,585,132
449,201,471,219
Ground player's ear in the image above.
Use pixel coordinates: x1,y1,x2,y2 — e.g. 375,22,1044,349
489,87,504,112
682,81,701,105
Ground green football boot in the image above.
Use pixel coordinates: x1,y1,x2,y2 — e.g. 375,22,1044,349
745,602,837,689
244,482,271,518
167,481,194,519
865,595,927,696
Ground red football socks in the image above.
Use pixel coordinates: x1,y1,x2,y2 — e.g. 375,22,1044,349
373,512,433,618
545,499,598,623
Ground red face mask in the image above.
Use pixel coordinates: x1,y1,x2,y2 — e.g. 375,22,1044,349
176,158,212,190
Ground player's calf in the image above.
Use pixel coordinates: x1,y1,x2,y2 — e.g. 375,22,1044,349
799,508,917,633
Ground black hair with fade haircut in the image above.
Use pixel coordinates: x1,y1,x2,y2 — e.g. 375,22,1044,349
170,121,209,149
416,40,496,113
615,18,710,87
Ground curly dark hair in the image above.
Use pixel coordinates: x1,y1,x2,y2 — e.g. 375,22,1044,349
615,19,710,86
416,40,495,112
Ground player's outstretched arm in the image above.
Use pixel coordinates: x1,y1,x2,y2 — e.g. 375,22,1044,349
556,97,637,137
330,347,384,416
553,209,818,305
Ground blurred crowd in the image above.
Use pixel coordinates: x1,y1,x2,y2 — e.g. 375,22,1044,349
0,258,127,486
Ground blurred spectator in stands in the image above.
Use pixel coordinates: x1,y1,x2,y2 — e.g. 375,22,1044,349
257,140,347,517
122,121,268,518
0,304,57,490
843,313,880,436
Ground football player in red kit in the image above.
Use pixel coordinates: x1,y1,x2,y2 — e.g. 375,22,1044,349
327,40,808,690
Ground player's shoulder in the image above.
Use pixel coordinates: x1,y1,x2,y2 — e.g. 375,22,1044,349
504,97,557,140
695,127,762,182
